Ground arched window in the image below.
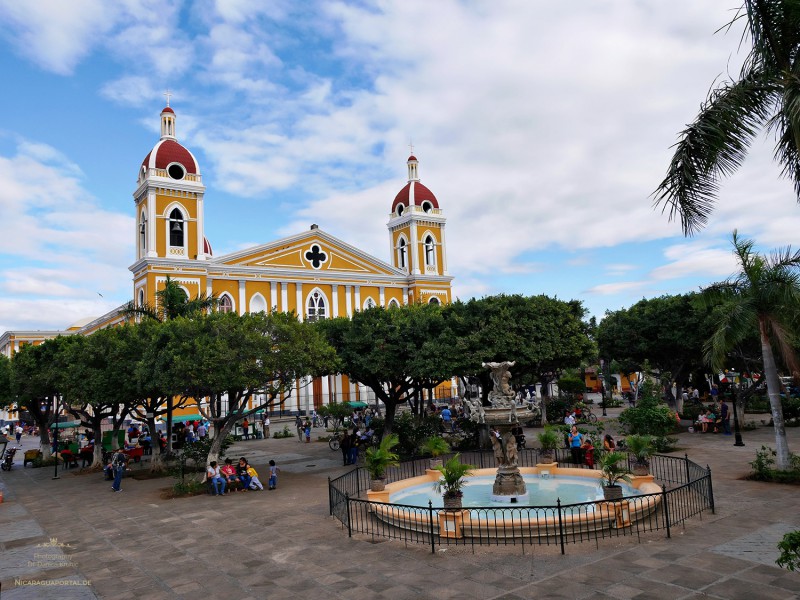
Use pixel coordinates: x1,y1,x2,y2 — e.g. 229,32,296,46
169,208,184,247
249,293,267,314
307,290,327,321
397,237,407,270
363,297,376,310
428,296,440,305
139,212,147,253
219,294,234,314
137,289,145,307
424,234,436,268
388,298,400,308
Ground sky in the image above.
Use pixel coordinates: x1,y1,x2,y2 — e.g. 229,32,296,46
1,0,799,334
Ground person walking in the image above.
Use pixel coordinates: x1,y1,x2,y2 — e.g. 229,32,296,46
295,415,303,442
720,398,731,435
111,448,127,492
15,424,23,447
268,459,280,490
242,418,250,440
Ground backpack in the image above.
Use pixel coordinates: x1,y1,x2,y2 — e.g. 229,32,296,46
112,452,126,468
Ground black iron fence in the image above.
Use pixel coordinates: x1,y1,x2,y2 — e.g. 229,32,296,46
328,449,714,554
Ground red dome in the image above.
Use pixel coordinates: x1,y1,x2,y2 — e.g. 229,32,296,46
141,139,199,174
408,155,417,161
391,181,439,212
161,106,175,114
203,237,213,256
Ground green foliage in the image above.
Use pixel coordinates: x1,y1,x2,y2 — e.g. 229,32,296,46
32,456,58,468
273,426,294,439
171,480,208,497
557,376,585,395
421,436,450,457
364,433,400,480
318,402,354,432
777,531,800,572
537,426,561,451
598,451,632,488
0,355,11,408
625,434,654,465
121,275,218,322
543,396,572,424
750,445,800,483
391,412,442,457
182,435,232,466
618,380,677,439
433,455,475,497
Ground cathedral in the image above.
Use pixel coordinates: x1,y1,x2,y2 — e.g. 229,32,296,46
0,103,454,414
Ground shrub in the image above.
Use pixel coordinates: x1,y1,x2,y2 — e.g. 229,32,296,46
777,531,800,571
170,480,208,497
557,376,585,396
391,412,442,457
618,380,677,438
749,446,800,483
273,426,294,439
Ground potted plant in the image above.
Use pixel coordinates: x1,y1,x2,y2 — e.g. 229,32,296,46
598,450,632,501
537,426,561,463
364,433,400,492
625,434,654,476
433,454,475,510
421,436,450,469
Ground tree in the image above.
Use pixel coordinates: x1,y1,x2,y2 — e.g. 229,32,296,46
121,275,218,453
654,1,800,234
703,231,799,470
0,355,11,411
165,311,336,465
60,327,138,468
597,293,715,411
10,336,82,459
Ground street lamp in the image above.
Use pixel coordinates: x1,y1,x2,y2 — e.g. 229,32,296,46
725,370,745,447
598,359,608,417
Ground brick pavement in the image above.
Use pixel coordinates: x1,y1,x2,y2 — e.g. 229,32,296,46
0,419,799,599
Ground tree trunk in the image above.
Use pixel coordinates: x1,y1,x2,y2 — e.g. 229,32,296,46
207,420,235,466
146,416,166,473
760,324,792,470
38,426,52,460
382,399,398,435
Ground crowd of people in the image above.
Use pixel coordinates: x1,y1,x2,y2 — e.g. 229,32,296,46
206,457,279,495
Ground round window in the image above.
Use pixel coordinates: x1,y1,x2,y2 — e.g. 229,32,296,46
168,163,186,180
422,201,433,213
397,204,404,216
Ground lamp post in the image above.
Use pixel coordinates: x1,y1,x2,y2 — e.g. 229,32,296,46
726,371,745,447
598,360,608,417
52,396,60,480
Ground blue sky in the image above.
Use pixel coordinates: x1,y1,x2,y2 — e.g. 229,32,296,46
1,0,799,333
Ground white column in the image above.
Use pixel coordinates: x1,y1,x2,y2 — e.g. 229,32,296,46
345,285,353,317
281,283,288,312
440,224,447,275
379,286,385,307
322,376,330,405
196,193,205,259
331,284,339,317
354,286,361,311
270,281,278,312
296,283,303,322
206,278,212,297
410,221,419,274
238,280,246,315
403,287,409,305
147,192,157,257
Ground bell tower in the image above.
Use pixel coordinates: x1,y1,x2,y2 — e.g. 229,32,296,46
133,102,206,262
387,153,450,304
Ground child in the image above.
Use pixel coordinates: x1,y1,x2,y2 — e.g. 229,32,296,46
303,420,311,443
247,464,264,490
268,459,280,490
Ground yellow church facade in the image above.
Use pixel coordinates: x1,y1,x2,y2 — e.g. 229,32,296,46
1,104,455,418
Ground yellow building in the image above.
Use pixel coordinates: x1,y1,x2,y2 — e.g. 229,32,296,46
1,103,455,416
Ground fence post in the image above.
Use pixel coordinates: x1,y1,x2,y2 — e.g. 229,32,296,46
428,500,436,554
556,498,565,555
345,493,353,538
661,485,671,539
684,453,690,484
706,465,715,514
328,476,332,515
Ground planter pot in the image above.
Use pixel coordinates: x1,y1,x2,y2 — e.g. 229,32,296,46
602,485,624,501
443,494,463,510
429,458,443,470
632,463,650,477
369,478,386,492
540,451,555,464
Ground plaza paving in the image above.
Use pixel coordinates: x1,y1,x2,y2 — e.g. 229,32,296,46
1,415,799,599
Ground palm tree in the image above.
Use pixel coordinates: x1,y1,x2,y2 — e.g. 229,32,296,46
654,1,800,234
121,276,218,322
703,231,799,469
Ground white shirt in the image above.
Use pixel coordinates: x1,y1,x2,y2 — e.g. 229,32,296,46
15,425,23,435
564,415,576,426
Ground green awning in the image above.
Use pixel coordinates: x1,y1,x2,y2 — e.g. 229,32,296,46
170,414,202,423
50,421,81,429
344,401,367,408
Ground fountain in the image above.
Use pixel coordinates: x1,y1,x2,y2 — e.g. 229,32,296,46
463,361,539,503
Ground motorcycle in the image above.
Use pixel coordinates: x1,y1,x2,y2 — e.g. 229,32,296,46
1,446,17,471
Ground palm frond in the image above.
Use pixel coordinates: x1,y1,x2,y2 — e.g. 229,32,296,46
653,70,777,234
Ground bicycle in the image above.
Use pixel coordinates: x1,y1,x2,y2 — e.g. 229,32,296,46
575,407,597,424
328,431,343,451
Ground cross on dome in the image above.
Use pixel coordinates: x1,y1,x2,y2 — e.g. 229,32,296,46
163,89,172,107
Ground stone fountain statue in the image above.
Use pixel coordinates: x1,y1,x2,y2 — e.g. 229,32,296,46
464,361,536,502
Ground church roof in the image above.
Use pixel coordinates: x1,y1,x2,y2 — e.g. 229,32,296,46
391,180,439,212
141,139,199,174
161,106,174,114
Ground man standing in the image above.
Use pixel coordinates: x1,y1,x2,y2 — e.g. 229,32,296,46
111,448,127,492
15,423,23,447
295,415,303,442
720,398,731,435
440,406,453,432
